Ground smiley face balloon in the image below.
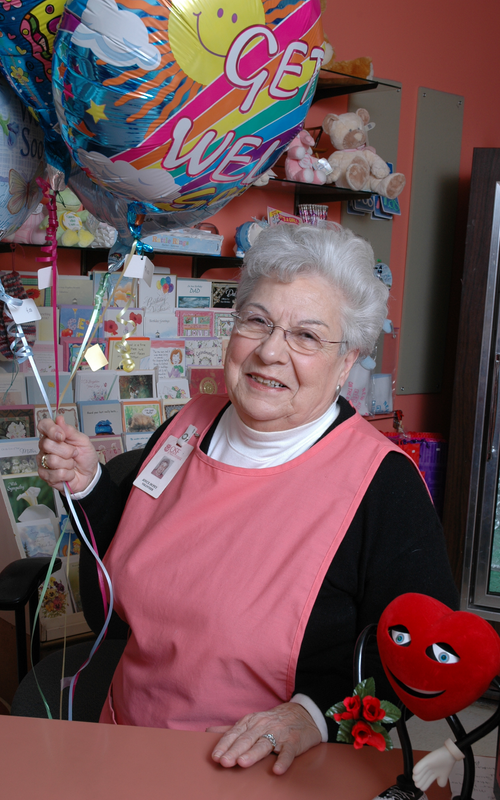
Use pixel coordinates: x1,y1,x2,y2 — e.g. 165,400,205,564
377,593,500,721
52,0,325,223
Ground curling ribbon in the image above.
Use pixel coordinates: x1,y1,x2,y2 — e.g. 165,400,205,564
0,279,53,411
36,178,60,405
114,206,154,373
57,272,112,406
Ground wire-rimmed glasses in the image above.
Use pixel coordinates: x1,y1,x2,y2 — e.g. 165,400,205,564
231,312,347,355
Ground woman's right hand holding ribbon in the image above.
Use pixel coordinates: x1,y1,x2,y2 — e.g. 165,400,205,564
38,415,98,494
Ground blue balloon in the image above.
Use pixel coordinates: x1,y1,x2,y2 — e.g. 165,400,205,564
0,0,69,173
0,75,45,240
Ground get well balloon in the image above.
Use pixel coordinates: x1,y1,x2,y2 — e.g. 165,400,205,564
0,0,68,171
0,75,45,240
52,0,325,221
377,593,500,721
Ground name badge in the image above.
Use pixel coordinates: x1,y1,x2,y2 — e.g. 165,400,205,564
133,425,197,498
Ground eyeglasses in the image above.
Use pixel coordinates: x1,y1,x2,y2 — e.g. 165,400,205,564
231,312,347,355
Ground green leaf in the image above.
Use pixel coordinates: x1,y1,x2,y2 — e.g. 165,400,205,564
370,722,386,733
380,727,394,751
336,720,354,744
353,677,375,699
325,701,346,718
380,700,402,723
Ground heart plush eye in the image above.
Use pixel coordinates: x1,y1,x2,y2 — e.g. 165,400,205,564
426,643,460,664
389,626,411,646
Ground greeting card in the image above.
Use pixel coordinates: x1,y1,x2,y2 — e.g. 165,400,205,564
138,272,176,314
188,367,226,396
26,373,73,405
0,405,36,439
118,371,157,400
78,400,123,437
122,399,162,434
123,432,154,451
74,371,120,402
62,338,107,372
176,277,212,309
107,337,151,371
211,280,238,308
140,339,185,381
92,271,138,307
59,306,103,340
213,311,235,339
185,338,222,367
104,308,144,338
176,310,213,338
143,311,178,340
35,404,79,432
89,435,124,464
156,379,190,401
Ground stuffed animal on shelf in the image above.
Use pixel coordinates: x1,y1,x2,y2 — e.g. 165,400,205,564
322,109,406,199
320,0,373,79
285,129,330,185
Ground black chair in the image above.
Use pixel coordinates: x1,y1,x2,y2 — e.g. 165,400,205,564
7,448,142,721
0,556,62,682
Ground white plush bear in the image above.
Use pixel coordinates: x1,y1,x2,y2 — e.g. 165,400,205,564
322,109,405,199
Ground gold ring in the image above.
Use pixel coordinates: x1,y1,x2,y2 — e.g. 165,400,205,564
41,455,49,469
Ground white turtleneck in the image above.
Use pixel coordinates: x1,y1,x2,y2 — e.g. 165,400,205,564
207,401,340,467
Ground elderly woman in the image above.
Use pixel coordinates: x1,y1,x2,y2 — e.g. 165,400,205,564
38,223,458,774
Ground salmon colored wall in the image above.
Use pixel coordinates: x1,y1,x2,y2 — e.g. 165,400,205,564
211,1,500,435
4,1,495,435
317,0,500,435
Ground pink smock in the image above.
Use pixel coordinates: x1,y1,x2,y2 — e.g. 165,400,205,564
100,394,406,728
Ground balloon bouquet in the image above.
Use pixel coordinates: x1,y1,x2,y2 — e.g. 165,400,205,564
0,0,326,249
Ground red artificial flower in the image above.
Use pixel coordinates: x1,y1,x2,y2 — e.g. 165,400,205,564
351,720,386,752
362,696,385,723
104,320,118,335
129,312,142,325
333,694,361,722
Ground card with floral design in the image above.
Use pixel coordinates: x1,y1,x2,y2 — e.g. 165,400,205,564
0,405,36,439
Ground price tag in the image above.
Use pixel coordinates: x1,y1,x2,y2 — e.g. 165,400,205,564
7,299,41,324
38,266,54,290
85,344,108,371
124,253,154,287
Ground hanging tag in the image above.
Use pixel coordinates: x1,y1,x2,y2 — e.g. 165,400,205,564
133,427,197,498
38,266,54,290
7,299,41,324
124,253,154,287
85,343,108,371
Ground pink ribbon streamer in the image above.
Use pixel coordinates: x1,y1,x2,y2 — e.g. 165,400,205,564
36,179,60,406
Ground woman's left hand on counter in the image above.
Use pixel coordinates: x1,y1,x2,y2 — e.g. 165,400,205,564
208,702,322,774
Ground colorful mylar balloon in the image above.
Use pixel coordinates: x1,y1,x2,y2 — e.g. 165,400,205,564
0,0,69,172
0,75,45,240
52,0,325,224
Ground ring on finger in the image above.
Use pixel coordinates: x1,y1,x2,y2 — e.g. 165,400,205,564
41,455,49,469
261,733,277,749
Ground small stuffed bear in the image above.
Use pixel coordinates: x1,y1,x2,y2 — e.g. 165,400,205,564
285,129,327,185
322,109,405,199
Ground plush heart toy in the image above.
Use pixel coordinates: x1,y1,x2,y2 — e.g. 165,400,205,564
377,593,500,721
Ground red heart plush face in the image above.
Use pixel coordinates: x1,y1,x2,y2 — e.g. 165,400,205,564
377,593,500,721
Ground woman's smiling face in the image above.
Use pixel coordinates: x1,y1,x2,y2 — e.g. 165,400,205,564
224,275,359,432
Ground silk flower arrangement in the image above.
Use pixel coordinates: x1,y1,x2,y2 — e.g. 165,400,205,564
326,677,401,751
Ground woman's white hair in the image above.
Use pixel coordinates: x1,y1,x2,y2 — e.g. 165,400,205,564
236,223,388,358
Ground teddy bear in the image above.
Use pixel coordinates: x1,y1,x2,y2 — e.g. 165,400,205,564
285,129,329,185
322,109,406,199
320,0,373,80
